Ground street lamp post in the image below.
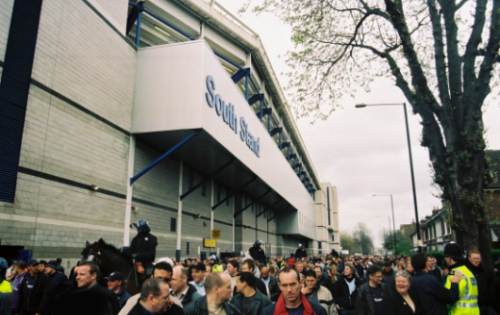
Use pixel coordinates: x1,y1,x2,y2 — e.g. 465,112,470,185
356,102,422,248
373,194,397,254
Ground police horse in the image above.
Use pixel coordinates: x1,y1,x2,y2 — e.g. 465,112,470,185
81,238,141,294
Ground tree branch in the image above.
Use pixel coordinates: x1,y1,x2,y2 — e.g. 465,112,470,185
438,0,464,125
463,0,487,102
475,0,500,105
427,0,451,110
383,0,444,121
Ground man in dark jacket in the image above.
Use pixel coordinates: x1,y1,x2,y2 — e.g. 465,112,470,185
249,240,267,265
17,260,48,315
381,261,394,287
123,278,183,315
260,265,280,302
130,220,158,273
170,265,200,310
184,273,239,315
106,271,131,311
55,262,117,315
354,265,389,315
240,259,267,296
231,272,271,315
466,248,496,315
40,260,68,315
295,244,308,259
410,253,460,315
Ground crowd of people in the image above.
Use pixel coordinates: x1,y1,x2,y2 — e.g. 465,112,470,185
1,240,500,315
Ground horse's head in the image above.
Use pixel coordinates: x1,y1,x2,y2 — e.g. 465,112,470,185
81,239,106,265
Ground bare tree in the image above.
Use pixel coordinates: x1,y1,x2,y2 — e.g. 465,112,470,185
246,0,499,263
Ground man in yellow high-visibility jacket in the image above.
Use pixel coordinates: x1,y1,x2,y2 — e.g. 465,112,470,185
444,242,479,315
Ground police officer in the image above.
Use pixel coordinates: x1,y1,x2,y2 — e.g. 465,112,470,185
130,220,158,275
444,242,479,315
295,243,307,259
249,240,267,265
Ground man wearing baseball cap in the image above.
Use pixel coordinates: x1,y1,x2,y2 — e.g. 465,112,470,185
107,272,131,310
444,242,479,315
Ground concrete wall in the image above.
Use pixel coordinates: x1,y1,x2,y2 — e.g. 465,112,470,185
0,0,315,264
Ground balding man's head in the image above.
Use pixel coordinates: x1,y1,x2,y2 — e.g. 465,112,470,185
205,272,232,304
170,265,189,293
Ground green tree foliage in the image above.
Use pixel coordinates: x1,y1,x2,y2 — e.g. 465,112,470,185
383,230,413,255
246,0,499,265
341,223,375,255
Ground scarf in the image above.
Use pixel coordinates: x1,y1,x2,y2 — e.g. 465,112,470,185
273,293,315,315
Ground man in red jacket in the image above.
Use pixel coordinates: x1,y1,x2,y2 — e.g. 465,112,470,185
262,267,326,315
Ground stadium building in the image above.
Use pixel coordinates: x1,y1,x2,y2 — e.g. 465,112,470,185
0,0,340,266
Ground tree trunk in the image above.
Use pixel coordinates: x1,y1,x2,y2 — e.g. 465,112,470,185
449,170,492,269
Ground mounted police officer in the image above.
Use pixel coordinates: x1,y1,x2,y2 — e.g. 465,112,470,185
130,220,158,275
444,242,479,315
249,240,267,265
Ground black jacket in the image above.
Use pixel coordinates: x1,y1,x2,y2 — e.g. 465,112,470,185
126,299,184,315
230,290,271,315
180,284,201,310
295,248,307,259
40,271,68,315
17,272,48,314
332,275,361,310
354,282,390,315
410,271,458,315
184,296,240,315
262,276,280,302
130,232,158,266
55,284,116,315
384,287,423,315
249,246,266,265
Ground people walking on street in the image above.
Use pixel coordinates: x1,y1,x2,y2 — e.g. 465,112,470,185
262,267,325,315
410,253,460,315
354,264,389,315
231,271,271,315
443,242,479,315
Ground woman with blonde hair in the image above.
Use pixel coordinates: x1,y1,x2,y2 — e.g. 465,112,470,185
385,270,422,315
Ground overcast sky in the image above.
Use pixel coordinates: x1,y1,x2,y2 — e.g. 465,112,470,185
217,0,500,247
